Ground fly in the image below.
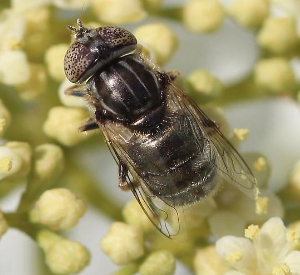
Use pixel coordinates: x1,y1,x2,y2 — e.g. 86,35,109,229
64,19,257,238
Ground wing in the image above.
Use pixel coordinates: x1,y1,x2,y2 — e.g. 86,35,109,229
168,82,258,199
97,120,185,239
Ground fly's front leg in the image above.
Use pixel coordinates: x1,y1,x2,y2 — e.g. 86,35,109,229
64,84,87,97
118,161,130,191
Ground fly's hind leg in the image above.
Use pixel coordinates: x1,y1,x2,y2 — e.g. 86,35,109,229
118,161,130,191
78,118,99,132
167,71,180,81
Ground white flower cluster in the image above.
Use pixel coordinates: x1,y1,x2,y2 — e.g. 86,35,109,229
216,217,300,275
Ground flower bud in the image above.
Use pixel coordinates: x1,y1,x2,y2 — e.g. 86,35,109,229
45,44,69,82
187,70,223,102
254,58,296,94
37,230,90,274
134,24,178,65
100,222,144,265
257,17,299,54
182,0,225,32
31,188,86,230
91,0,146,24
139,250,175,275
15,63,47,100
33,144,64,181
122,200,154,233
0,142,31,180
0,50,30,85
43,106,91,146
228,0,269,28
59,79,86,107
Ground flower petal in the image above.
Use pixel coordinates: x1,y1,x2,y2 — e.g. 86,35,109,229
254,217,293,271
285,251,300,274
216,236,257,274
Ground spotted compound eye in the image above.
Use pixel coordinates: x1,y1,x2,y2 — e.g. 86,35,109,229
64,41,97,83
64,20,138,84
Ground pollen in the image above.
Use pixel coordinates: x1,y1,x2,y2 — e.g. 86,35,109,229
256,196,269,215
286,230,300,244
253,157,267,171
0,157,12,172
233,128,249,141
225,251,243,263
272,263,291,275
245,224,260,240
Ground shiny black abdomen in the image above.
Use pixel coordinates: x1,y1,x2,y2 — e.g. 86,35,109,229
88,54,165,128
105,93,218,206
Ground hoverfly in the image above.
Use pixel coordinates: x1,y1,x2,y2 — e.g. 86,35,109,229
64,19,257,238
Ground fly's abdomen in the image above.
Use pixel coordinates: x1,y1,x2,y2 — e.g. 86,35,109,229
127,108,218,206
89,54,165,128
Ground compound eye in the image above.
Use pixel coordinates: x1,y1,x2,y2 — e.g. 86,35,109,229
98,27,137,57
64,41,96,83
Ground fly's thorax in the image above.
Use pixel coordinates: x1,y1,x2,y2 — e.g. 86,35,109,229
88,54,166,129
64,20,137,84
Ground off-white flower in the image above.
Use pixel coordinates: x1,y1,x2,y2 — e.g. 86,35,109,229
270,0,300,36
134,24,178,65
228,0,269,28
33,144,64,181
216,217,300,275
194,245,230,275
43,106,91,146
14,63,47,100
0,142,31,180
254,58,297,94
0,50,30,85
45,44,69,82
100,222,144,265
187,70,223,102
208,153,283,238
91,0,146,24
182,0,225,32
31,188,86,230
122,199,154,233
257,16,299,54
23,7,51,61
5,142,32,178
138,250,175,275
37,230,90,274
11,0,50,12
0,9,26,51
58,79,86,108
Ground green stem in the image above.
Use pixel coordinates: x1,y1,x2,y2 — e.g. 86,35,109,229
112,263,139,275
4,212,41,239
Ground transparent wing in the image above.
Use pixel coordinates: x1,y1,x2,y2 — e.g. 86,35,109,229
98,120,184,238
168,82,258,199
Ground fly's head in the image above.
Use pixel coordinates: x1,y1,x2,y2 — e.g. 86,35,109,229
64,18,137,84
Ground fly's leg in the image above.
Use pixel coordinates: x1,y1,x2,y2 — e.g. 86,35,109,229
119,162,130,191
167,70,180,81
78,118,99,132
65,84,86,97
